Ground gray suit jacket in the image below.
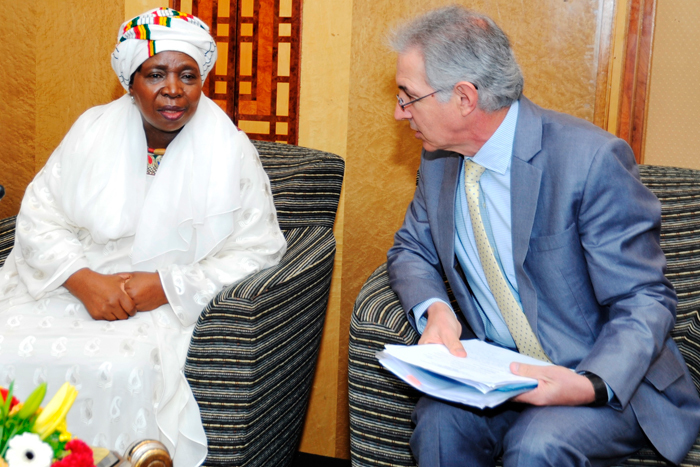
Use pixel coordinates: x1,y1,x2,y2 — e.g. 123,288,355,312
387,97,700,463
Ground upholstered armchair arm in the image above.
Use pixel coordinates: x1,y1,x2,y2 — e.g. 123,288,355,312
349,263,420,467
185,224,336,467
0,216,16,267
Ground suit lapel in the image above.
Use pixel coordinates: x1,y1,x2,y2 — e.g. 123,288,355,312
437,154,459,269
437,153,485,337
511,97,543,326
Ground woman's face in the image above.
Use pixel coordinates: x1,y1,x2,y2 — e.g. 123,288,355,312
129,51,202,147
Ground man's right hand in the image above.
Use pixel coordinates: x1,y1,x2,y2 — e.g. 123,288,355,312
64,268,136,321
418,301,466,357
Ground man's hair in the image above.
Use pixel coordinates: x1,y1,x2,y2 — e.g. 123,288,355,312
389,6,523,113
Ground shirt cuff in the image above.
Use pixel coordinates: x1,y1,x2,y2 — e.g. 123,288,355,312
411,298,454,334
604,381,615,404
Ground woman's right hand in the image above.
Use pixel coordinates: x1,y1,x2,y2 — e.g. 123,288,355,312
64,268,136,321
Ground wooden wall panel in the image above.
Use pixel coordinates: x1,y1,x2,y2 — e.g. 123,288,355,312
617,0,657,163
593,0,617,129
1,0,125,219
172,0,301,144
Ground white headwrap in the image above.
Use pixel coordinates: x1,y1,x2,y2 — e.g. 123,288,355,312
111,8,217,90
56,9,245,270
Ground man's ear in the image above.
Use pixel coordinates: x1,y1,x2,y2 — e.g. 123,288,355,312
454,82,478,117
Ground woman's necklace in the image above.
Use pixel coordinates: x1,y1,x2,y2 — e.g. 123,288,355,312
147,148,166,176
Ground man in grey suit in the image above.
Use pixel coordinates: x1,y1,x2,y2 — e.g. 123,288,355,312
387,6,700,467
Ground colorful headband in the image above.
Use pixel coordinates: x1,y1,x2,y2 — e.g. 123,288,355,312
111,8,217,90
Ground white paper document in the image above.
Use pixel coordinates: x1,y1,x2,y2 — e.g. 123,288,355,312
376,339,552,409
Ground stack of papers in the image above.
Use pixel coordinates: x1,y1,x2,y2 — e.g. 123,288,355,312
377,340,551,409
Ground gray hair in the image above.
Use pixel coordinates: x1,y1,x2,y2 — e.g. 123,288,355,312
390,6,523,113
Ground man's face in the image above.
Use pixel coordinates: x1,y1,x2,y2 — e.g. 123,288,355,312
395,48,458,153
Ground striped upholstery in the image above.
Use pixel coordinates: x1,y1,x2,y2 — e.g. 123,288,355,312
0,216,15,267
0,141,344,467
348,164,700,467
186,140,343,466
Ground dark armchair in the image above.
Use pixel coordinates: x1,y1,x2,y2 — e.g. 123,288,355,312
349,165,700,467
0,141,344,467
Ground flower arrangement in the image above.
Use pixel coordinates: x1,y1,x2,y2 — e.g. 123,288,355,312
0,382,93,467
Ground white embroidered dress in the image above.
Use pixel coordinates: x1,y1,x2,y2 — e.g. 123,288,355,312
0,96,286,466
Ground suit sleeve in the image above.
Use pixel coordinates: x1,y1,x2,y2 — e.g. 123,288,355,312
387,154,452,324
575,138,677,408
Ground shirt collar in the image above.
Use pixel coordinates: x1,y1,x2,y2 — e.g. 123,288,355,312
471,100,519,175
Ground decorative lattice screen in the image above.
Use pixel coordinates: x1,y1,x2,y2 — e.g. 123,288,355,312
172,0,301,144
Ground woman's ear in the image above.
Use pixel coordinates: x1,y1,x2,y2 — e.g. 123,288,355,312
454,82,478,117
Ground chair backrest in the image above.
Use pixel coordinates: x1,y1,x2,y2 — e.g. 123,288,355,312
253,140,344,231
640,165,700,393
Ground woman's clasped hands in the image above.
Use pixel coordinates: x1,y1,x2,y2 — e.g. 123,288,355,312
64,268,168,321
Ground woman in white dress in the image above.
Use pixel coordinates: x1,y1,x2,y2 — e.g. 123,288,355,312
0,8,286,466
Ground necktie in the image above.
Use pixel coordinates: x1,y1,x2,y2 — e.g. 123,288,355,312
464,159,550,362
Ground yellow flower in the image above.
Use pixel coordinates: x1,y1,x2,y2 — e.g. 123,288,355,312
57,418,73,442
32,382,78,440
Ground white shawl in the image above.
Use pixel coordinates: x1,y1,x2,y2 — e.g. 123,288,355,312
58,94,244,270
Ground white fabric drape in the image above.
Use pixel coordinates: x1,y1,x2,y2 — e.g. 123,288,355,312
59,94,246,272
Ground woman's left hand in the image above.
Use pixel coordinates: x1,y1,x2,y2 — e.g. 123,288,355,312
119,272,168,312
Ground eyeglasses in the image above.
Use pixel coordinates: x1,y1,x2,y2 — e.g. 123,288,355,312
396,90,440,111
396,83,479,111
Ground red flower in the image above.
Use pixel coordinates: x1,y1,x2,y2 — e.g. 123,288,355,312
0,387,19,409
51,439,94,467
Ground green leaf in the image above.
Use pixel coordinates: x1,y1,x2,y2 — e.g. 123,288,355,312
42,430,67,459
2,381,14,420
2,425,21,456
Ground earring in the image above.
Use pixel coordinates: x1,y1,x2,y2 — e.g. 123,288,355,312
130,94,135,104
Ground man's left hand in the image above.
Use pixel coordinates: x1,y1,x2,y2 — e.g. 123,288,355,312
509,362,597,406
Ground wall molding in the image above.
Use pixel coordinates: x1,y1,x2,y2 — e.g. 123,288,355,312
617,0,658,163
